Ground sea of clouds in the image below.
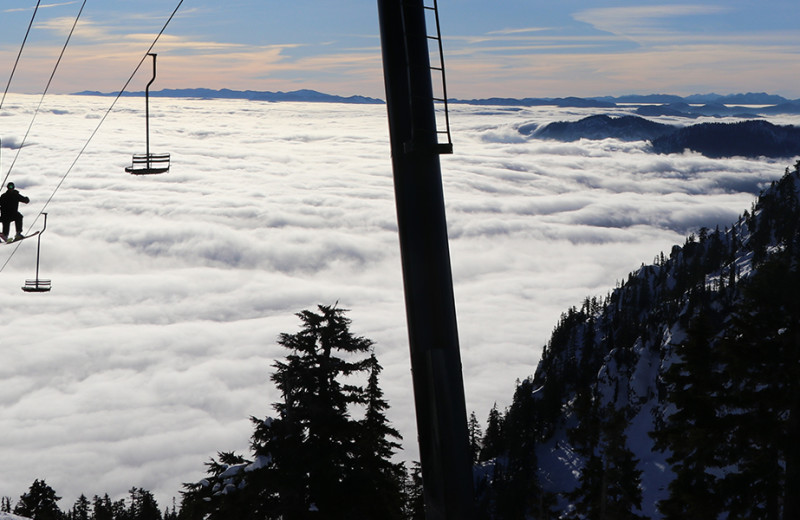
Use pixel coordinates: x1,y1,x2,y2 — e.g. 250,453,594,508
0,94,797,508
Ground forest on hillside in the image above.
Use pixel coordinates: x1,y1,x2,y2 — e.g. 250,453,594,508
471,162,800,520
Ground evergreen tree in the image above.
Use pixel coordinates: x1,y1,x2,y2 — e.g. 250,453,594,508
568,404,644,520
182,304,405,520
71,495,90,520
111,498,128,520
179,451,261,520
14,479,63,520
91,494,114,520
347,353,405,519
715,251,800,520
569,451,604,518
162,498,178,520
652,306,726,519
127,488,161,520
598,407,645,519
402,462,425,520
467,411,483,464
493,378,540,520
251,304,376,518
479,403,504,462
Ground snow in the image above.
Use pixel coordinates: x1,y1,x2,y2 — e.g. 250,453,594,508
0,513,29,520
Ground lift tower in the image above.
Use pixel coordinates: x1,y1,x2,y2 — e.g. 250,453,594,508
377,1,474,519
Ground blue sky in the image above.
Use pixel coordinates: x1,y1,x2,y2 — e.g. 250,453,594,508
2,1,799,100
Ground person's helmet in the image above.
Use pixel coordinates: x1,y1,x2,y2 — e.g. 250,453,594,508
7,182,14,190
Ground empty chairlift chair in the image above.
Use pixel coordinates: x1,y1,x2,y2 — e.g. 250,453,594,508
126,53,170,175
22,213,51,293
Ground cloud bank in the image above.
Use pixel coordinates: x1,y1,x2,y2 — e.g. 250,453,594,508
0,94,797,508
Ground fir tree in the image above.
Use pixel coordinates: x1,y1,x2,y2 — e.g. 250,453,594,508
111,498,128,520
255,304,376,518
92,494,114,520
652,306,726,519
344,353,405,519
715,251,800,520
127,488,161,520
598,407,645,519
402,462,425,520
468,411,483,464
163,498,178,520
494,378,540,519
14,479,63,520
182,304,404,520
179,451,260,520
71,495,90,520
479,403,504,462
568,404,644,520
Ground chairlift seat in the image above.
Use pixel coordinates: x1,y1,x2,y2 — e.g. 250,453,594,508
126,153,170,175
22,279,51,293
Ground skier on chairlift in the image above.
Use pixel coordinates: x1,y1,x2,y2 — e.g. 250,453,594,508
0,182,30,242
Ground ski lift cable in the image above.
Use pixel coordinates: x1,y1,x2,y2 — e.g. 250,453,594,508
1,0,87,190
0,0,185,275
0,0,42,111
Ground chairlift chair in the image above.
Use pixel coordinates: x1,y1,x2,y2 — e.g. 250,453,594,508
126,53,170,175
21,213,51,293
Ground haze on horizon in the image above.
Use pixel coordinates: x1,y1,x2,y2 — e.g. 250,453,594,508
1,0,799,100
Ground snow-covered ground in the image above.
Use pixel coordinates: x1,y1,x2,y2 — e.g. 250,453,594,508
0,512,29,520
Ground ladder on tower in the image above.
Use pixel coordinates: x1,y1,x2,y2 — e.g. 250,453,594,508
424,0,453,154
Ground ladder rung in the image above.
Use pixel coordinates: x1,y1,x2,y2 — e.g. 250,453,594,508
422,0,453,155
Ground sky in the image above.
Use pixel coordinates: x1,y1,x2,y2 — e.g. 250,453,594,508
1,0,799,99
1,92,797,509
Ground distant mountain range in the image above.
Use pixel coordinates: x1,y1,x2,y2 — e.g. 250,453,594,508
589,92,796,105
72,88,800,114
456,94,800,116
73,88,385,105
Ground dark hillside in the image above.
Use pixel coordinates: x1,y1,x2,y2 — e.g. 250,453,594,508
651,120,800,158
524,114,674,142
475,161,800,519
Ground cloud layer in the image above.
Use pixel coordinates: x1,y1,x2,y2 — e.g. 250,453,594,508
0,94,797,508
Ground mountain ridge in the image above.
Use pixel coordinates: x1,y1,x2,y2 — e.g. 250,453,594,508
71,88,800,110
72,88,385,105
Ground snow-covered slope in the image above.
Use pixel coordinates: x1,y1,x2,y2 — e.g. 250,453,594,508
482,162,800,518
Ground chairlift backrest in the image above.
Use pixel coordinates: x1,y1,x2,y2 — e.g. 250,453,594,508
126,53,170,175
